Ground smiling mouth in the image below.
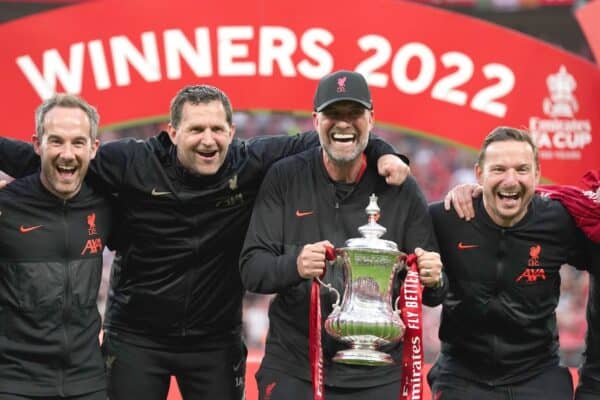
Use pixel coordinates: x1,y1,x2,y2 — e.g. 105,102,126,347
498,190,520,201
56,165,77,177
331,132,356,143
197,150,218,158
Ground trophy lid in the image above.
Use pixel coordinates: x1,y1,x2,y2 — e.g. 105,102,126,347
343,194,400,253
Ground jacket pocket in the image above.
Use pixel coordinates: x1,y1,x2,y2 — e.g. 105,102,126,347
15,262,64,311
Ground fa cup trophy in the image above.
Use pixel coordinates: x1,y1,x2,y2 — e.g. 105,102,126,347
318,194,407,366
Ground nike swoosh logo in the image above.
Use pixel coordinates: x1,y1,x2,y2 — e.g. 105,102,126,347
20,225,43,233
457,242,479,250
295,210,314,217
151,188,172,196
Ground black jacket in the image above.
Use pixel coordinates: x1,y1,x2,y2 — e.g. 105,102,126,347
429,196,586,386
0,174,111,396
581,240,600,386
240,148,445,388
0,132,398,348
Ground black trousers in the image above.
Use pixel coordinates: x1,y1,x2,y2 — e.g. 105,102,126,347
102,333,246,400
0,391,105,400
427,363,573,400
256,367,401,400
575,375,600,400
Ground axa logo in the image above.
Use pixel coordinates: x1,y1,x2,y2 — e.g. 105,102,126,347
87,212,97,235
81,238,103,255
516,244,546,283
337,76,347,93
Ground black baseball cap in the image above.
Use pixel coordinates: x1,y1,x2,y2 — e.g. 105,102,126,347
313,70,373,112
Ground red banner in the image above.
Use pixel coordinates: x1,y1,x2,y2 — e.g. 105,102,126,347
0,0,598,184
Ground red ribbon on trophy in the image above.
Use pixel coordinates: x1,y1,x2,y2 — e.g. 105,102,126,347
309,246,336,400
399,253,424,400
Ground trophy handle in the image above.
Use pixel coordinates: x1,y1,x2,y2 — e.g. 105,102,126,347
315,275,341,310
317,246,341,310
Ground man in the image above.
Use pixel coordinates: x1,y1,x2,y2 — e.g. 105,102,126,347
445,170,600,400
0,94,111,399
0,84,409,400
576,238,600,400
429,126,587,399
239,70,446,399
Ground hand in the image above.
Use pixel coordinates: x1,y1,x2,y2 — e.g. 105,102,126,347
443,183,482,221
297,240,334,279
0,180,7,190
415,247,443,288
377,154,410,186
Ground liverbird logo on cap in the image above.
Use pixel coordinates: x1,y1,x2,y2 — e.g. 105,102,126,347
543,65,579,118
336,76,347,93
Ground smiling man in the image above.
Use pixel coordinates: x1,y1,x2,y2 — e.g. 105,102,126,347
0,94,111,400
240,70,446,400
428,127,588,400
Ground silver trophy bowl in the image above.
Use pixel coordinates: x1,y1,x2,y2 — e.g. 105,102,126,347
320,194,406,366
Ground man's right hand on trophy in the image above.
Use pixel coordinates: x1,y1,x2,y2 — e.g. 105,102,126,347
443,183,482,221
297,240,335,279
415,247,444,288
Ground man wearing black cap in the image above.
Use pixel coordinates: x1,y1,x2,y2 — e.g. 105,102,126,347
240,70,447,399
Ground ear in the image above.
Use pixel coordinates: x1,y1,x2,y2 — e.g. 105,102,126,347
474,162,483,185
167,123,177,145
367,109,374,129
90,139,100,160
312,112,319,130
32,134,42,156
534,163,541,186
228,123,236,140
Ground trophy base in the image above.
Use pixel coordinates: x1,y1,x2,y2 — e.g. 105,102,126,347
332,348,394,366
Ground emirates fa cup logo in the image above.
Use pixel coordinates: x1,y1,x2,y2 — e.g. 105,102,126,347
543,65,578,118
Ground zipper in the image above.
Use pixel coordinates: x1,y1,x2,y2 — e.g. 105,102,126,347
489,229,507,385
181,220,196,337
59,200,72,396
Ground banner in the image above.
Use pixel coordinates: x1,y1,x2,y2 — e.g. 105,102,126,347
0,0,598,184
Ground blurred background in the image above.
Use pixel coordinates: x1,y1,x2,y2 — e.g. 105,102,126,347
0,0,594,368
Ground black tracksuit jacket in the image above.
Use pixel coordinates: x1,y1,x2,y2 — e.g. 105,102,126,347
429,196,587,386
0,133,398,348
580,240,600,390
240,148,446,388
0,174,111,396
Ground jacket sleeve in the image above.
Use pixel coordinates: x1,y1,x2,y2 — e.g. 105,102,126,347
401,178,447,306
239,164,305,294
365,133,409,166
247,130,408,177
85,138,140,191
0,137,40,177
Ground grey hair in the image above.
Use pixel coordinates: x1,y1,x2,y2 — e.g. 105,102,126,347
35,93,99,140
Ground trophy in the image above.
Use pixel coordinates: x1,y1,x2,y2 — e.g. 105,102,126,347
318,194,407,366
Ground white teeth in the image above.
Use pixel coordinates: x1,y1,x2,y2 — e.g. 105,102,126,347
332,133,354,140
499,191,519,199
57,166,76,172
